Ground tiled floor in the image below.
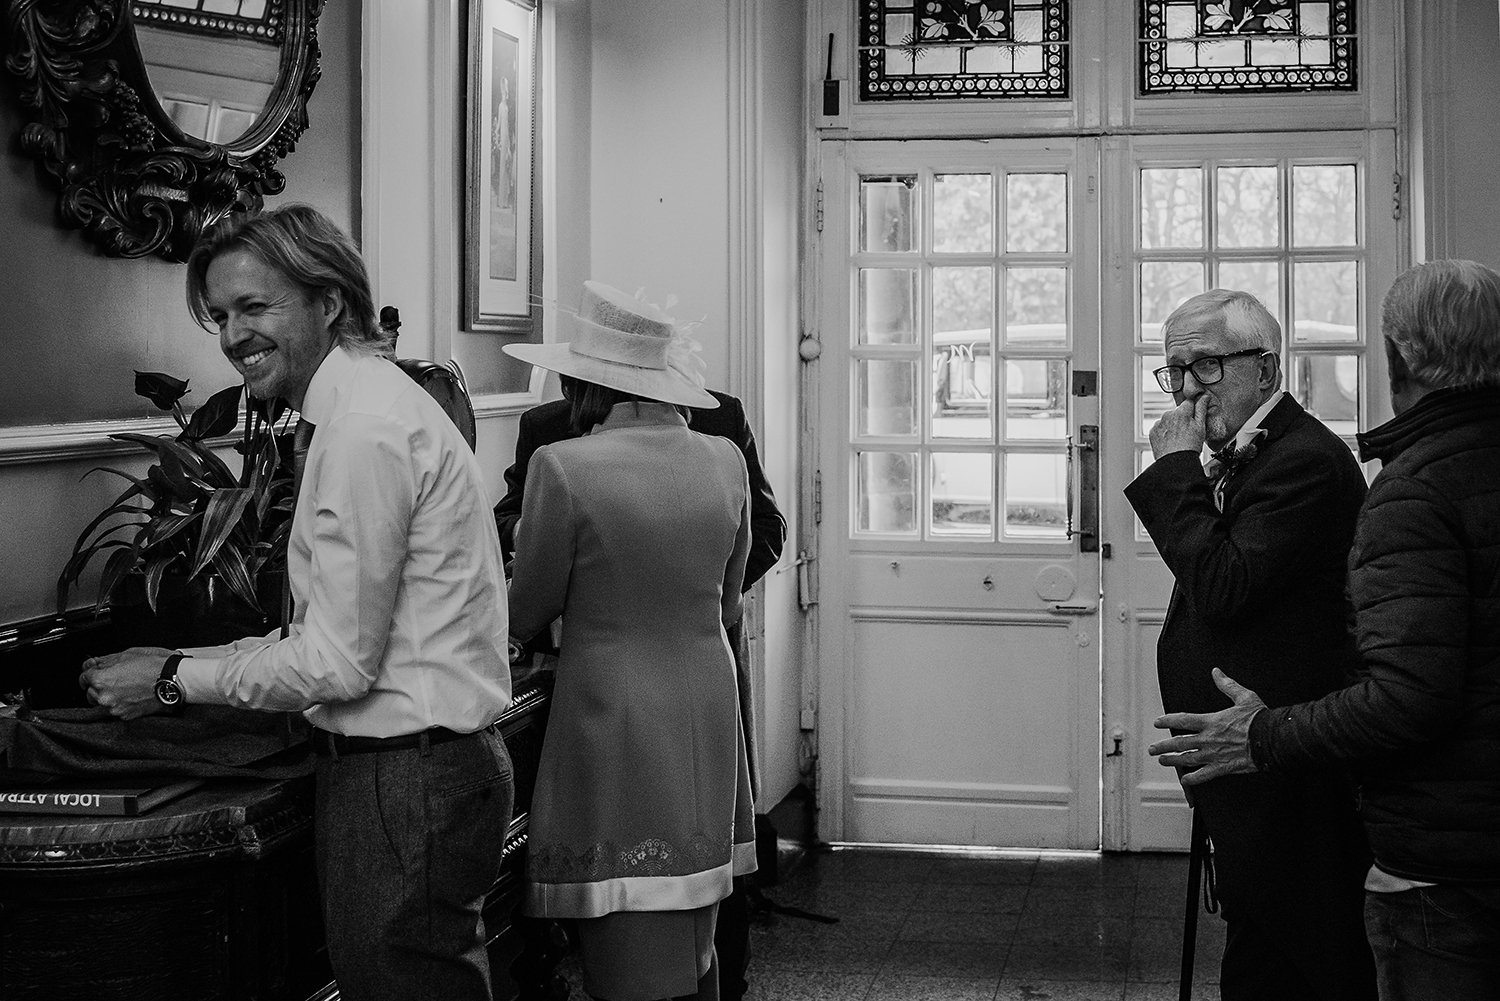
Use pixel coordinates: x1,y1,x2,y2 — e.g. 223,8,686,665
552,847,1225,1000
740,847,1225,1001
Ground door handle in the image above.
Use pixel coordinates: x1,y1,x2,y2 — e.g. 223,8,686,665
1050,603,1098,615
1065,424,1100,553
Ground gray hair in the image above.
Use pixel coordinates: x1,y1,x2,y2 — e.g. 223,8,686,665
186,204,391,358
1162,288,1283,355
1381,259,1500,390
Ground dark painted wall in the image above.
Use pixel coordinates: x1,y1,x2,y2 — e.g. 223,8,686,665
0,2,361,428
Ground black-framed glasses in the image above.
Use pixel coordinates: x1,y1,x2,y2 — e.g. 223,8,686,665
1153,349,1268,394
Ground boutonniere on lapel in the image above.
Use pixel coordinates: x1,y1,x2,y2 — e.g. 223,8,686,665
1205,427,1267,510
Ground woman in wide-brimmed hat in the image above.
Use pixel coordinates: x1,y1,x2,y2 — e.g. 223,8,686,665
503,282,756,1001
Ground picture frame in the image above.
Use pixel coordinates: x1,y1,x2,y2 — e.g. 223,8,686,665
466,0,540,333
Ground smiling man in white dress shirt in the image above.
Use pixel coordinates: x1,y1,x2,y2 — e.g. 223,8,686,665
81,204,514,1001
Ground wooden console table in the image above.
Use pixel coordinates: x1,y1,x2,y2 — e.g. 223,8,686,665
0,609,561,1001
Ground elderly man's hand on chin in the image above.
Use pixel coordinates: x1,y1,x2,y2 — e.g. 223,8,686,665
79,647,178,720
1149,668,1269,786
1149,394,1208,459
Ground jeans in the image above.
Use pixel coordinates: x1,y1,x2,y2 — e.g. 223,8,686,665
1364,883,1500,1001
315,728,515,1001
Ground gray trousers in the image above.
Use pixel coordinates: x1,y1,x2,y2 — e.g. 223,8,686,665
315,728,515,1001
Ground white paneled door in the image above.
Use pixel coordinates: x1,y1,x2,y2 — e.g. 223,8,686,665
813,134,1396,851
814,139,1104,849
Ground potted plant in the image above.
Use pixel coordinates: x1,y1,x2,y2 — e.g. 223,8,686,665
57,371,295,646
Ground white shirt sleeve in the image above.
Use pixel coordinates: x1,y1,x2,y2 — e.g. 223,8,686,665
176,411,415,711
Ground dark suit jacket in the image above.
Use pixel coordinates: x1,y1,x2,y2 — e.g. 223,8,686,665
1129,395,1367,714
495,392,786,590
1125,395,1376,996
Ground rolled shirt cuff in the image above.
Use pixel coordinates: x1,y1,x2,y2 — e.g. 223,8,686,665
173,656,223,706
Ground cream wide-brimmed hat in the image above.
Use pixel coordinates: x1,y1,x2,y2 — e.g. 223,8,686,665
502,282,719,409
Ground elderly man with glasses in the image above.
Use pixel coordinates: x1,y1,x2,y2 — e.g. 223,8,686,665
1151,261,1500,999
1125,289,1376,1000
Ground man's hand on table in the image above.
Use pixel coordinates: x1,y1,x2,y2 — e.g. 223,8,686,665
80,647,177,720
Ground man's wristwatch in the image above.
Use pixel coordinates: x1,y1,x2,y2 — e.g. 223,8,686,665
154,654,188,713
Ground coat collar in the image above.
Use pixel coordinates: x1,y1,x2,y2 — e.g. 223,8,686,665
1357,385,1500,463
589,400,689,434
1254,391,1303,444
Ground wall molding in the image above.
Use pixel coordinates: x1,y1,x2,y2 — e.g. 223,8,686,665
0,417,185,467
726,0,764,433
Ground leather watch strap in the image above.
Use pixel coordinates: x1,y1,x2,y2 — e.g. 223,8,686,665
156,653,188,714
159,653,186,682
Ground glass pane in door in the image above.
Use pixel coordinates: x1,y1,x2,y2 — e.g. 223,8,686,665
859,269,919,345
1216,166,1280,248
1004,452,1067,539
856,451,918,534
858,360,919,436
861,175,918,252
931,452,994,537
1007,173,1069,252
934,174,994,253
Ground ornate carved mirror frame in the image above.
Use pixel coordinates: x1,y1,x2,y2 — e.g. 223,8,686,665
4,0,323,261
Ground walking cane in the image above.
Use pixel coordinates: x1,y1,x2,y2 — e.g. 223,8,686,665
1179,808,1206,1001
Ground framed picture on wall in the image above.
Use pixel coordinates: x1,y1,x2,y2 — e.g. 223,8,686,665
466,0,539,333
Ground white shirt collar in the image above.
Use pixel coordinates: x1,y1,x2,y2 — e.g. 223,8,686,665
1201,389,1284,467
296,343,356,426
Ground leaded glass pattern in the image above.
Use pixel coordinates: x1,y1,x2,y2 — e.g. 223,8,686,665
1139,1,1356,94
860,0,1070,102
132,0,282,43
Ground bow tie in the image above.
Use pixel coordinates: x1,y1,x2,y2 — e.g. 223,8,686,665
1210,438,1259,475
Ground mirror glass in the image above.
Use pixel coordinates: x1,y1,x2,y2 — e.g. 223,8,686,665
134,0,284,146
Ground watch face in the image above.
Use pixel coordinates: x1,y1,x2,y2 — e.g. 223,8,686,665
154,678,184,707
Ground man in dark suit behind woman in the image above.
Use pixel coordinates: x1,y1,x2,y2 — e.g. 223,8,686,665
1125,289,1376,999
495,377,785,1001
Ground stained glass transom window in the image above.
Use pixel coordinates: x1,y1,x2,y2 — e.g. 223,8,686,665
860,1,1070,102
132,0,283,43
1139,1,1355,95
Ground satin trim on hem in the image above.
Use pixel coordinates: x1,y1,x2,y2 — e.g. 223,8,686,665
528,840,758,919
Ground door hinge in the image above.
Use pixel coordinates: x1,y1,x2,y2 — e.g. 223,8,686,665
813,469,823,524
1087,175,1097,203
792,551,818,610
1392,171,1403,221
815,181,825,233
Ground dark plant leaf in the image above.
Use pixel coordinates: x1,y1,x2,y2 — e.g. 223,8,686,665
192,487,254,577
193,441,239,490
134,371,191,411
66,486,148,556
98,546,140,611
183,384,243,441
211,545,261,612
141,512,200,552
253,394,288,426
56,538,132,612
156,448,205,507
81,464,156,498
62,520,149,594
143,557,173,613
110,433,215,485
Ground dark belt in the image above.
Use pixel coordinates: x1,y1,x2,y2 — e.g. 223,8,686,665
311,725,491,756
